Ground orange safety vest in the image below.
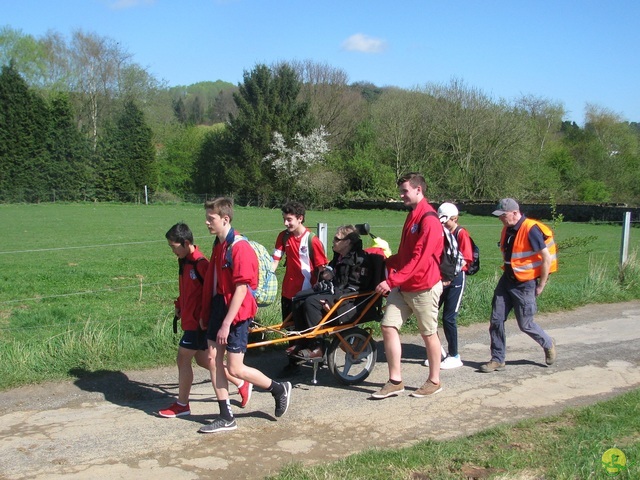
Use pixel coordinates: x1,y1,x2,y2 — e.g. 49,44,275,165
500,218,558,282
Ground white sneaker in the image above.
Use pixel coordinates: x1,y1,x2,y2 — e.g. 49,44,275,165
424,345,448,367
440,355,463,370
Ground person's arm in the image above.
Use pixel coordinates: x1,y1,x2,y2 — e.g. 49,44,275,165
216,283,248,345
535,247,552,297
271,231,285,272
310,236,329,283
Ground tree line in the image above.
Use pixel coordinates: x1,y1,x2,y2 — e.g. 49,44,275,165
1,26,639,206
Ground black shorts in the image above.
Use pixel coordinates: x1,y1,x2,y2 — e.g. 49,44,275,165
179,330,208,351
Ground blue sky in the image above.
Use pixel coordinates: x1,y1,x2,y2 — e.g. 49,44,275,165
3,0,639,124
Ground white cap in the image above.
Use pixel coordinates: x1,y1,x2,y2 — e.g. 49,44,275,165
438,202,459,223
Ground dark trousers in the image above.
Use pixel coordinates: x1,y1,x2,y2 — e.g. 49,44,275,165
489,274,553,363
439,272,466,357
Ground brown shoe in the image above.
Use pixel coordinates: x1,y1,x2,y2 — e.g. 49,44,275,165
371,381,405,399
410,379,443,398
544,339,556,365
479,360,506,373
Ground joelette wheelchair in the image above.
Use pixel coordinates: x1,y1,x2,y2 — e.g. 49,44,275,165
247,225,388,385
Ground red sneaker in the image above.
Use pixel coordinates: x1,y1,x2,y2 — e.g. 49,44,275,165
238,381,253,408
158,402,190,418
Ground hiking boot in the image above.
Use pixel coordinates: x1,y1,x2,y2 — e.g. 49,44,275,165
371,381,405,399
198,417,237,433
274,381,292,418
545,339,557,366
440,355,463,370
410,379,443,397
158,402,190,418
479,360,506,373
238,381,253,408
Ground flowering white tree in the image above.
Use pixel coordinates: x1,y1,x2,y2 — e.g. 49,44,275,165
264,126,330,181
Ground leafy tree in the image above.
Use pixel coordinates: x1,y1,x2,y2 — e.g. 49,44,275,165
96,99,156,200
419,78,530,200
223,63,314,204
0,62,49,201
157,124,209,195
172,97,187,124
193,127,229,197
338,120,396,200
210,89,238,123
45,92,92,200
264,126,330,200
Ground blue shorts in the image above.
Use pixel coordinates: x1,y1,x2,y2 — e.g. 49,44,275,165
178,330,207,351
206,294,251,354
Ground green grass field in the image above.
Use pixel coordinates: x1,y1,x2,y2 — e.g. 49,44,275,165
1,202,639,390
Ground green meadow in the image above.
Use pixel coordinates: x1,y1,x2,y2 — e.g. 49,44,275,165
1,202,639,390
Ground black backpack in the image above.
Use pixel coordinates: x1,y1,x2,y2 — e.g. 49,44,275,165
423,213,480,280
466,236,480,276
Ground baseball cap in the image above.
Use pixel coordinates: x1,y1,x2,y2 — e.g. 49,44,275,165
492,198,520,216
437,202,459,223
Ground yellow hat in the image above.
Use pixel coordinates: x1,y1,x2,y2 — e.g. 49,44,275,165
371,236,392,257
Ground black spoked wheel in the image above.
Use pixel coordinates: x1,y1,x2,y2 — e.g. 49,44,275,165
326,327,376,385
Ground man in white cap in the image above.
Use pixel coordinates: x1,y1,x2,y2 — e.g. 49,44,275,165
480,198,558,373
424,202,474,369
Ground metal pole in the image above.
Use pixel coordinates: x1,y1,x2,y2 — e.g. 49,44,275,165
620,211,631,266
144,185,148,205
317,223,328,254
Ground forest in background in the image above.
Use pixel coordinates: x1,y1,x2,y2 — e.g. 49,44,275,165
1,26,639,207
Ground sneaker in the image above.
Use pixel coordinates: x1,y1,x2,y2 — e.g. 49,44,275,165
371,381,405,399
274,381,292,418
479,360,506,373
440,355,463,370
410,379,443,397
158,402,190,418
238,381,253,408
198,417,237,433
544,339,557,365
423,345,448,367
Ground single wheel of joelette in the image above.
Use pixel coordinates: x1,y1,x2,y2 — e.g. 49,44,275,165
326,327,376,385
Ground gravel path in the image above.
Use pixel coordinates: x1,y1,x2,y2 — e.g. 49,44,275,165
2,301,640,479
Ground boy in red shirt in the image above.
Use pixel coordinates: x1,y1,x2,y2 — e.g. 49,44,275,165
158,223,251,418
199,198,292,433
272,202,328,373
272,201,328,320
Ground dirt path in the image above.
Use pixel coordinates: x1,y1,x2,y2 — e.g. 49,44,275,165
2,301,640,480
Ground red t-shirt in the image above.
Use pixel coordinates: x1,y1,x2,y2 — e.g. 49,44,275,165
175,246,208,331
273,229,328,299
201,231,258,326
386,199,443,291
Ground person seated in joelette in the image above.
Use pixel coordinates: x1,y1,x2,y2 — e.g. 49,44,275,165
289,225,377,359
